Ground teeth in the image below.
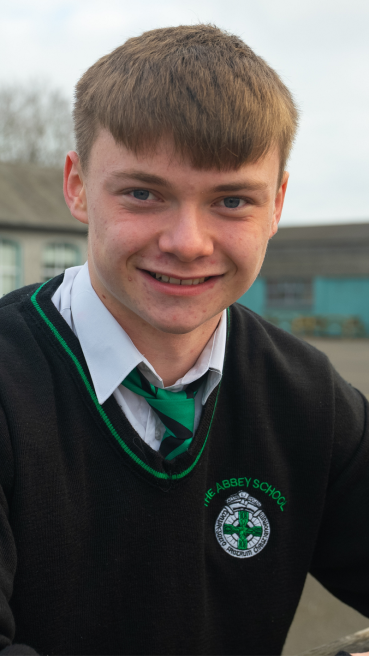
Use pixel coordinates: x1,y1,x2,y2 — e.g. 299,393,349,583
152,272,207,285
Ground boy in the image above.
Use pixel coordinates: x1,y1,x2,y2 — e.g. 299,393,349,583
0,24,368,656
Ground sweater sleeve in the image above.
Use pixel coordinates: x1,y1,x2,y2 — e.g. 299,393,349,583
0,405,39,656
309,368,369,618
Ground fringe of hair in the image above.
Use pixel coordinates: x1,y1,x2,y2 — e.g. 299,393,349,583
74,24,299,181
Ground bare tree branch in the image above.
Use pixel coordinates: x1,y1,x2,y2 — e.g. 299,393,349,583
0,80,74,167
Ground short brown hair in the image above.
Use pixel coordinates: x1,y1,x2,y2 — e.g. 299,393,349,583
74,24,298,180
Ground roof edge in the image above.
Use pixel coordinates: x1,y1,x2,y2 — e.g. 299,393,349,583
0,222,87,235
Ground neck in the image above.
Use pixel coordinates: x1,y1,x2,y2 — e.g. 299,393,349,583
126,318,221,386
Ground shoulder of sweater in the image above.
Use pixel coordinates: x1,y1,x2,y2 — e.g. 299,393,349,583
229,302,367,475
0,279,63,359
230,301,331,368
0,283,43,344
0,283,41,310
0,274,64,314
0,276,63,323
228,301,356,411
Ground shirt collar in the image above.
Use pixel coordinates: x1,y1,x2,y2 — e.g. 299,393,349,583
68,263,226,405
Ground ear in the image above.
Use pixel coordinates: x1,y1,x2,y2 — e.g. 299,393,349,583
63,151,88,225
269,171,289,238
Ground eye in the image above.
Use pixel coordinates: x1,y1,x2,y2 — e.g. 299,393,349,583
130,189,153,201
222,197,245,209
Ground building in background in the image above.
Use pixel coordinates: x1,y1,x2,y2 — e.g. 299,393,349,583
0,161,87,296
238,223,369,337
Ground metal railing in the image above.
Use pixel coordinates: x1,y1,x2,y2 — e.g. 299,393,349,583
265,315,366,338
298,627,369,656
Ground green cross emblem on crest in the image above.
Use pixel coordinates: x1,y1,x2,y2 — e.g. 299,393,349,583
223,510,263,550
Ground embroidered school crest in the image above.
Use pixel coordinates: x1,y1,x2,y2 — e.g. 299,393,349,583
215,490,270,558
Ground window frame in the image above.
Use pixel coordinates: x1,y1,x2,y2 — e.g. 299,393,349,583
42,242,81,281
266,278,313,310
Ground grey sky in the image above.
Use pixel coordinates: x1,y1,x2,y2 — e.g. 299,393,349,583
0,0,368,226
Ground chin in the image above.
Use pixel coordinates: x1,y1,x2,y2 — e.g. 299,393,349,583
147,316,207,335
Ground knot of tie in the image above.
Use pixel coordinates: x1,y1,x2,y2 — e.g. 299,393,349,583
122,367,205,460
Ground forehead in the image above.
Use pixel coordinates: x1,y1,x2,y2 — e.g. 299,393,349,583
86,129,280,192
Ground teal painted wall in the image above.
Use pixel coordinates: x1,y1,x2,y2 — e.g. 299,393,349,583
237,278,266,315
314,277,369,332
237,276,369,335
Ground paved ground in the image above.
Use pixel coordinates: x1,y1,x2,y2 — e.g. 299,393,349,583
282,338,369,654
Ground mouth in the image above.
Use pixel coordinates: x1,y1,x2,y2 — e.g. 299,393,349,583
146,271,212,286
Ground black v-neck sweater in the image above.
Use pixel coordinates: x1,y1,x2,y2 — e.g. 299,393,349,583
0,277,368,656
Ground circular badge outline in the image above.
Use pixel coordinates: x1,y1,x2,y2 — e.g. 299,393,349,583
214,490,270,558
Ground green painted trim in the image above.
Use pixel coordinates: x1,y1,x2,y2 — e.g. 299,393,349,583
30,282,227,481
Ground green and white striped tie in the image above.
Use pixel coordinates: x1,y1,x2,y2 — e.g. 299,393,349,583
122,367,205,460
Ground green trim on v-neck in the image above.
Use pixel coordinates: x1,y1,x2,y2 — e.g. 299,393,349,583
30,281,228,481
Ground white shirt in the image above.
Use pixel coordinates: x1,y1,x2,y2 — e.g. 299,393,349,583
52,263,227,452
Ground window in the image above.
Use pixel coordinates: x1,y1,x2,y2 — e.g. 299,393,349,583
266,279,313,309
42,243,80,281
0,239,21,297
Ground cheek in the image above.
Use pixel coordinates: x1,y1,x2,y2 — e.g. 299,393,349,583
224,228,266,270
90,213,149,261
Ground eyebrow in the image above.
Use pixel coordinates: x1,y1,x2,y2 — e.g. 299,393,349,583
109,170,174,189
109,170,268,193
210,181,268,193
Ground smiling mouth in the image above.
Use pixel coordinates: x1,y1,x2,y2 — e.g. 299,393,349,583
147,271,212,286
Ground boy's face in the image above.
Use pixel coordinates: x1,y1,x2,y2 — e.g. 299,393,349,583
65,129,288,335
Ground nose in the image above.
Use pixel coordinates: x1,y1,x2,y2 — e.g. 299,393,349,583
158,205,214,262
